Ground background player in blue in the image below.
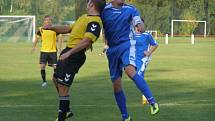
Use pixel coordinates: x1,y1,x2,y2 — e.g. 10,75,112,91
132,22,159,106
102,0,159,120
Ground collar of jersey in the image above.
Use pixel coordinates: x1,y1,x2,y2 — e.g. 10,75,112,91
87,14,100,16
106,2,124,9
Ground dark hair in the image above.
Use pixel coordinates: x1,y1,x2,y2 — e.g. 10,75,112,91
90,0,106,13
44,15,51,19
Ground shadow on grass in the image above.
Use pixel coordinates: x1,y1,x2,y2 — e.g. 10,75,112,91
0,70,214,121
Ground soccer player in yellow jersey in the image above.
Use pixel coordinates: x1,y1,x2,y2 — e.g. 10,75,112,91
44,0,106,121
31,15,62,87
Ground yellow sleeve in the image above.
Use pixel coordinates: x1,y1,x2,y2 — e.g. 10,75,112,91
70,23,75,30
36,27,42,37
84,21,101,42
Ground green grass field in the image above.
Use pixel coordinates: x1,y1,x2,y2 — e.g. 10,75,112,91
0,37,215,121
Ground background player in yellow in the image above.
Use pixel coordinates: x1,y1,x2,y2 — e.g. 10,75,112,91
43,0,106,120
31,15,63,87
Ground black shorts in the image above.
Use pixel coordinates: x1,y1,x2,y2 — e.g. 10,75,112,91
54,47,86,87
40,52,57,66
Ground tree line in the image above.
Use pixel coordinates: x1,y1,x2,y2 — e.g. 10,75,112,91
0,0,215,35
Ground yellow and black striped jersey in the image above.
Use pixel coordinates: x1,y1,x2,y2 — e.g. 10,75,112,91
37,28,58,52
67,14,103,48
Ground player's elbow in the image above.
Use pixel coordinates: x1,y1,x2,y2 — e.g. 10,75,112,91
154,44,158,48
65,27,72,33
154,45,159,50
83,39,93,48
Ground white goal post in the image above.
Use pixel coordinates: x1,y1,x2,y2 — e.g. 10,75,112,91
0,15,36,42
146,30,158,39
171,20,206,38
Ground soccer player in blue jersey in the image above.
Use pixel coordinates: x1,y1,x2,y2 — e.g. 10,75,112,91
101,0,159,120
133,22,159,106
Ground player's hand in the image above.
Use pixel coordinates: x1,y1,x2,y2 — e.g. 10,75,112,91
102,44,109,53
31,47,36,53
104,44,109,49
59,51,70,61
144,51,151,57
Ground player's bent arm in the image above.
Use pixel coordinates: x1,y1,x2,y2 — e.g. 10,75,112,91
31,35,40,52
57,35,63,52
59,38,92,61
70,38,92,55
147,45,158,56
102,30,109,49
44,25,72,34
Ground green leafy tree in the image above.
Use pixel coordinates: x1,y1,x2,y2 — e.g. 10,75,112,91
0,0,214,35
179,10,198,35
75,0,86,19
134,0,171,34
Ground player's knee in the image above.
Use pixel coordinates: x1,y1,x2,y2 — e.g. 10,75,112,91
58,84,69,96
59,90,69,96
113,78,122,92
54,68,57,73
41,65,46,70
53,65,57,70
52,76,56,83
125,65,136,78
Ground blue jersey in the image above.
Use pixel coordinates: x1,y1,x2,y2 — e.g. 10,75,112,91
132,32,158,60
131,32,158,76
102,3,141,47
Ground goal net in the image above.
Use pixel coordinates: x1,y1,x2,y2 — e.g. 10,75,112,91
146,30,158,39
171,20,206,37
0,16,35,42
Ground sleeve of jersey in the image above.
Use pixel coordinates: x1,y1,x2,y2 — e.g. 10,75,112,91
36,30,41,37
70,23,74,30
131,7,142,26
148,34,158,46
84,21,101,43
